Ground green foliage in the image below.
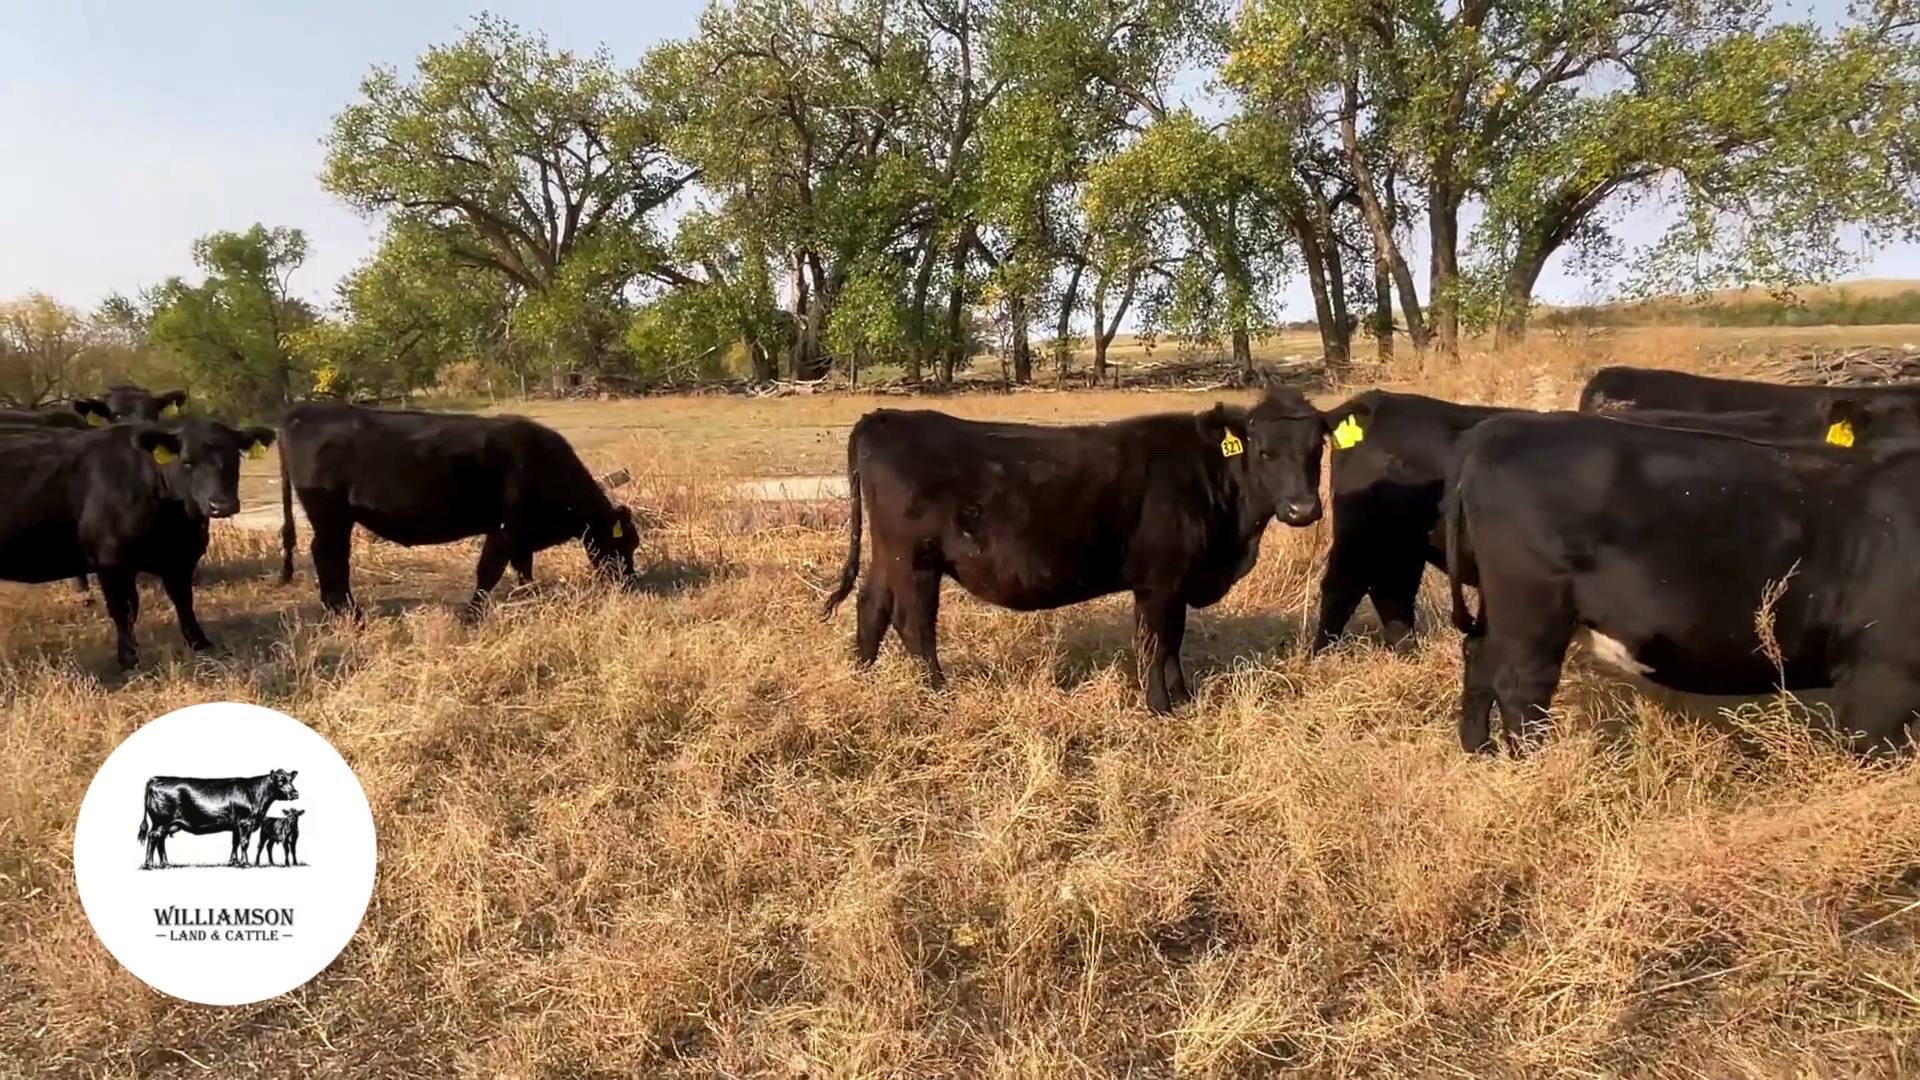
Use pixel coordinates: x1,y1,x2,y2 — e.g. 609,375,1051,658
322,12,693,374
146,225,317,420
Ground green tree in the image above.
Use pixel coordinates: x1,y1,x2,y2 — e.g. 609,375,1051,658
1229,0,1920,352
322,13,695,375
146,225,317,418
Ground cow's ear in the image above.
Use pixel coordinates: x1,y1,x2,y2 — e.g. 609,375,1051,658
1204,404,1248,459
73,398,111,426
1326,401,1372,450
158,390,187,417
241,426,277,459
130,427,184,465
1817,397,1867,448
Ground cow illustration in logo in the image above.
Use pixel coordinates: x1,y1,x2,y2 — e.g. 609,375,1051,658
253,808,305,867
136,768,300,869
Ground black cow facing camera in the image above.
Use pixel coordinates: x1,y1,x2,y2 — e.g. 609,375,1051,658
820,385,1332,714
0,418,276,669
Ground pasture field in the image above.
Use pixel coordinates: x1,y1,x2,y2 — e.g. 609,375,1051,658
4,338,1920,1078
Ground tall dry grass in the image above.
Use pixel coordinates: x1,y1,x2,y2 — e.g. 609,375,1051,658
2,339,1918,1079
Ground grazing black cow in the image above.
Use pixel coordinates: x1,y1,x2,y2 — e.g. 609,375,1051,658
253,807,305,867
1578,365,1920,435
0,418,277,668
138,769,299,869
1443,409,1920,759
1309,389,1887,655
274,402,642,617
819,386,1332,714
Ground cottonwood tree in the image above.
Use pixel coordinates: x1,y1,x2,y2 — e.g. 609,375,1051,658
1229,0,1920,352
323,14,696,374
0,293,101,406
146,225,317,418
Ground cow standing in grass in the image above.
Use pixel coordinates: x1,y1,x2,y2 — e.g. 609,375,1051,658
1310,389,1895,656
0,417,275,669
821,385,1333,714
1444,409,1920,760
274,402,643,618
139,769,299,869
44,384,193,604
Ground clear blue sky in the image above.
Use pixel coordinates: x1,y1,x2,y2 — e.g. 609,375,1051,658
2,0,1915,325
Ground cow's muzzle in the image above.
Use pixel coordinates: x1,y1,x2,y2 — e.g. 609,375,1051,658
1280,498,1322,526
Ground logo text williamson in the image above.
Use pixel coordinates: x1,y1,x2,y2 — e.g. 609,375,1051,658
154,906,295,927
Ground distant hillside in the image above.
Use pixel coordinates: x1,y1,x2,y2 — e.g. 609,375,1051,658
1539,278,1920,329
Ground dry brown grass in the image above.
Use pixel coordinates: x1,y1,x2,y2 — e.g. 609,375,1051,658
4,335,1920,1079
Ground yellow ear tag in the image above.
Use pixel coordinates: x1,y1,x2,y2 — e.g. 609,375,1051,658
151,445,178,465
86,411,106,427
161,402,180,417
1220,431,1245,457
1825,420,1855,448
246,442,267,460
1333,415,1365,450
611,521,624,538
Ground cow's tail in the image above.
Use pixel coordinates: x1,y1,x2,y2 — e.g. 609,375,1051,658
820,427,864,621
277,434,295,586
1445,464,1483,639
136,808,149,842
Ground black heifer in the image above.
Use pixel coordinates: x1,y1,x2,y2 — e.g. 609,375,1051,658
820,387,1331,714
1578,365,1920,436
1444,410,1920,759
72,384,189,426
275,402,642,617
139,769,299,869
1310,390,1885,655
0,418,276,668
254,807,305,867
0,406,89,430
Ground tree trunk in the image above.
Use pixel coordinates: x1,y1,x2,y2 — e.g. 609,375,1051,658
1322,215,1353,367
1339,92,1428,351
1427,179,1462,359
1055,258,1084,374
1493,254,1549,347
1231,324,1253,377
1372,255,1394,360
1296,217,1342,367
940,222,977,385
906,227,937,382
1009,291,1031,385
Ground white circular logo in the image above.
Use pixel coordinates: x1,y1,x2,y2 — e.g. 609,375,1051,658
71,701,378,1006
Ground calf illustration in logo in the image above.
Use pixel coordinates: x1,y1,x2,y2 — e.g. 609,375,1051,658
136,768,299,869
254,807,305,867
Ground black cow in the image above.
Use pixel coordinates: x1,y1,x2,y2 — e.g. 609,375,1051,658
138,769,299,869
819,386,1331,714
0,418,276,669
1309,389,1887,655
274,402,642,617
0,406,89,430
1443,409,1920,759
72,384,188,426
1577,365,1920,435
253,807,305,867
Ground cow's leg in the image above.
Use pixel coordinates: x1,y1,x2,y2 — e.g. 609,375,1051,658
897,566,946,690
1158,598,1193,707
1833,660,1920,761
1458,632,1499,755
1368,543,1429,652
465,527,516,618
97,569,142,670
1309,518,1374,654
74,573,93,606
510,549,534,587
854,573,894,668
159,567,215,656
1133,590,1189,715
1485,618,1575,758
256,828,271,867
287,834,297,865
308,513,360,618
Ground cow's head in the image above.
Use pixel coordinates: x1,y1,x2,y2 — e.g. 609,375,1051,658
1813,394,1920,446
143,419,277,519
280,808,306,825
1204,384,1328,527
582,503,643,585
106,384,188,423
71,397,114,427
268,769,299,801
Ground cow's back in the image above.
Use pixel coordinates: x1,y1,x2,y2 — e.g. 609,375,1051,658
283,404,517,542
